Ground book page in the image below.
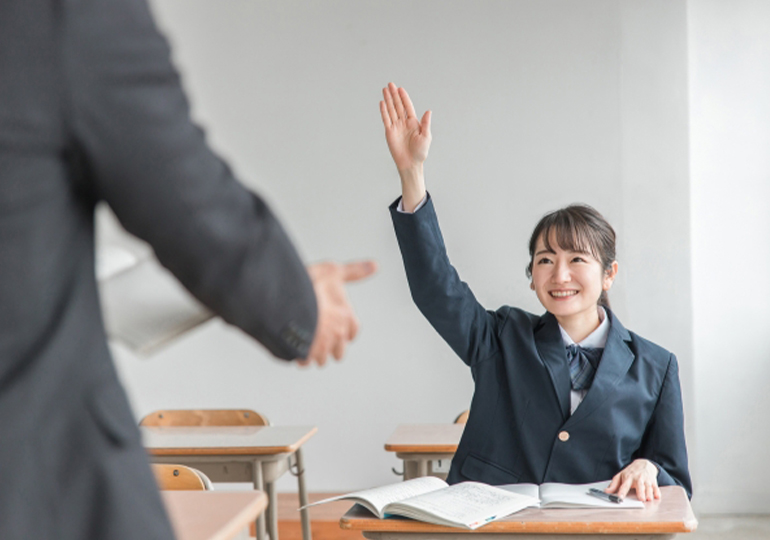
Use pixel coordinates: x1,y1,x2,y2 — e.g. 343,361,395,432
497,483,540,500
385,481,540,529
539,480,644,509
301,476,448,518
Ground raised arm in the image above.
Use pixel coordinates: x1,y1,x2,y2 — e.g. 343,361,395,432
380,82,432,212
381,84,502,366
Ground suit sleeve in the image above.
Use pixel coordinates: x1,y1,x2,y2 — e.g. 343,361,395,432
390,194,503,366
62,0,316,359
636,354,693,498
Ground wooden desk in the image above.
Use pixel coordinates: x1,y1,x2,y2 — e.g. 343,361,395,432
144,425,317,540
162,491,267,540
340,486,697,539
385,424,463,480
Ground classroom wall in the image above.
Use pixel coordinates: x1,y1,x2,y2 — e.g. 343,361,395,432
688,0,770,513
106,0,696,497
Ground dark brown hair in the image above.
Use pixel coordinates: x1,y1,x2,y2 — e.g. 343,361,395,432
525,204,616,308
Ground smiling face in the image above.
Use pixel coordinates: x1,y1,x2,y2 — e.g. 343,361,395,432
530,231,617,323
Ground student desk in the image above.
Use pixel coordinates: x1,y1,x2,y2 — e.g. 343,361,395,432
162,491,267,540
143,425,316,540
340,486,697,539
385,424,463,480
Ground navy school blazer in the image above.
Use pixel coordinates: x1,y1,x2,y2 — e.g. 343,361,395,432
390,195,692,498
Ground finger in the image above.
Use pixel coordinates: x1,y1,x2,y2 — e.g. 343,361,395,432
347,312,360,341
606,475,621,493
635,479,646,501
309,336,329,367
618,476,634,499
653,484,661,500
342,260,378,282
314,349,327,367
383,86,398,122
380,101,392,128
420,110,432,136
297,358,310,367
389,82,406,120
646,483,654,502
400,87,417,119
331,335,347,360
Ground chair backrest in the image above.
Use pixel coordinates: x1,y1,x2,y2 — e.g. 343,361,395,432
139,409,270,427
454,410,470,424
152,464,213,490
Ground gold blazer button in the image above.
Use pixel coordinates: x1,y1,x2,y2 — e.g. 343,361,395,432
558,431,570,442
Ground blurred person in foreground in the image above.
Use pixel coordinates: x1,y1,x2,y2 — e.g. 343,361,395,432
0,0,375,538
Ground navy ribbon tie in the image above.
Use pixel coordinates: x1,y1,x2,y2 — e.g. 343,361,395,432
566,344,603,391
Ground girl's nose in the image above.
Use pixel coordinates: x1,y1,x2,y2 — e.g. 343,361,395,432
552,261,571,283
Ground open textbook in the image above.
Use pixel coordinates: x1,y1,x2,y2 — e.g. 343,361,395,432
499,480,645,509
303,476,539,530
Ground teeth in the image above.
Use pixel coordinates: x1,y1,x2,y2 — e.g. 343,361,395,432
551,291,578,297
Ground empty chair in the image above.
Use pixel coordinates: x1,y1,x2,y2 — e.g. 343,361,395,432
139,409,269,427
152,463,213,491
454,410,470,424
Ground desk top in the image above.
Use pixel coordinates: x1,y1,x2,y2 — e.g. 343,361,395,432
340,486,697,534
384,424,464,453
162,491,267,540
142,425,317,456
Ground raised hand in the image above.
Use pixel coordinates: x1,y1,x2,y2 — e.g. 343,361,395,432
380,82,431,172
380,82,431,211
299,260,378,367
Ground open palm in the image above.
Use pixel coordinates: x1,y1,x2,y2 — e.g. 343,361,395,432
380,82,432,172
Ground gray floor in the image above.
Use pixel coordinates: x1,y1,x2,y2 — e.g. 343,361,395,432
689,515,770,539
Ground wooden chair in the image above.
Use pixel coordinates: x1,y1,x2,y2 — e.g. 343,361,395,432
139,409,270,427
152,463,213,491
454,409,470,424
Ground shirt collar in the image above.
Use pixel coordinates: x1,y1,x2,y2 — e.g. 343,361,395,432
558,306,610,348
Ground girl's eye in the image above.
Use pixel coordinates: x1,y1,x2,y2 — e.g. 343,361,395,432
537,258,552,265
572,256,586,263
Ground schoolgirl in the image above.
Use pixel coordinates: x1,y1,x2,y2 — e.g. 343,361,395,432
379,83,691,501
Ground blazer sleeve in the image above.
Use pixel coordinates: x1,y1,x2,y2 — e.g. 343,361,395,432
635,354,693,498
62,0,316,359
390,194,503,366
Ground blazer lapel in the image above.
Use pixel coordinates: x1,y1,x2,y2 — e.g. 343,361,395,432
534,313,571,422
566,310,635,425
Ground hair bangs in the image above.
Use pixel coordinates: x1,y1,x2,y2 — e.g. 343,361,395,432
539,213,600,261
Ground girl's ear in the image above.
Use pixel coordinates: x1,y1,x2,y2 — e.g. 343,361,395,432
603,261,619,291
530,281,535,291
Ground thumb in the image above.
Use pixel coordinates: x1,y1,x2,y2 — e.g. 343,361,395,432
342,260,378,282
421,110,432,136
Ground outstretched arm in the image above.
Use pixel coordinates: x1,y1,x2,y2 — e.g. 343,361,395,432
66,0,376,365
380,82,432,212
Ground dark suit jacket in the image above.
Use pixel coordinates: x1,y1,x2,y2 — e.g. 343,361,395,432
0,0,316,538
390,195,692,498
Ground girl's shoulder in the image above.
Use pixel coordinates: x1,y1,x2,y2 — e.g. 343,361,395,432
492,305,548,336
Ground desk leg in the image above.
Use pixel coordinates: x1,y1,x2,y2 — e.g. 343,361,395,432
266,473,279,540
416,459,428,478
403,460,417,480
295,449,312,540
253,460,267,540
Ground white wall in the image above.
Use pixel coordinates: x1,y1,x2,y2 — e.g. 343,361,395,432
689,0,770,514
107,0,695,497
